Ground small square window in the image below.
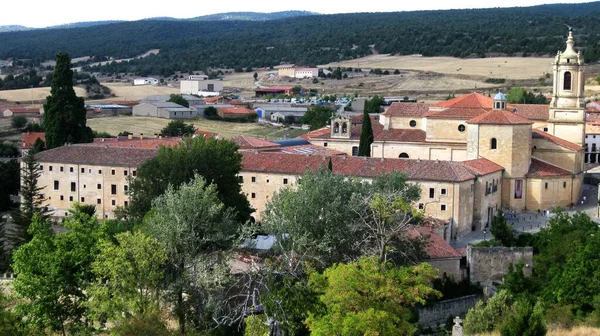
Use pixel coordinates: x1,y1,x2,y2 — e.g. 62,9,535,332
440,188,447,195
441,204,447,211
89,169,92,174
83,184,86,189
323,142,328,147
111,185,117,195
124,170,128,176
251,192,256,199
81,197,85,202
238,176,244,183
98,169,102,174
429,188,435,198
544,127,549,132
69,196,73,202
53,180,59,190
60,195,64,201
418,203,424,210
49,166,53,171
111,169,116,175
97,184,101,189
81,167,85,173
251,177,256,183
283,178,288,185
545,183,548,189
563,181,567,188
111,200,116,206
60,166,64,172
132,170,137,176
124,185,128,192
97,199,101,204
71,182,76,192
70,167,74,172
40,165,44,171
266,179,270,183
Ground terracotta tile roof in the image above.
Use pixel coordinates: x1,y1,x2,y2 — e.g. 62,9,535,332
434,92,496,109
35,145,158,167
381,102,431,117
194,130,219,138
241,152,477,182
6,107,40,114
204,96,224,104
587,112,600,123
527,158,572,177
467,109,534,125
268,144,345,156
409,226,462,259
461,158,504,176
231,136,281,150
22,132,45,149
532,129,582,151
81,137,182,149
297,126,330,140
312,116,426,142
110,100,139,106
586,122,600,134
512,104,549,121
218,107,256,115
424,107,488,119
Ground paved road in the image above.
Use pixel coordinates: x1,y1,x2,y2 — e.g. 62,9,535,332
451,183,599,249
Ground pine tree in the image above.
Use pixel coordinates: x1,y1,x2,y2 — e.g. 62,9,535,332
358,110,373,157
43,52,93,149
10,150,50,250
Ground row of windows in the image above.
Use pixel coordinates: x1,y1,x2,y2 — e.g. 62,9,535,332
55,195,127,207
247,176,289,185
544,181,568,189
418,203,447,211
428,187,447,199
41,165,136,176
53,181,126,194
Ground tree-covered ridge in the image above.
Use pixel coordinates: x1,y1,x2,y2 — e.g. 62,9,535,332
1,2,600,75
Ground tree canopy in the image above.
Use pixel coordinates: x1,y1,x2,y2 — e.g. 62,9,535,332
167,94,190,108
301,105,333,131
160,119,195,136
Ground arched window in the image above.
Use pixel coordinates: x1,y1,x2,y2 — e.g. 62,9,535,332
399,153,409,158
341,122,348,134
333,122,340,133
564,71,572,90
495,102,500,109
491,138,497,149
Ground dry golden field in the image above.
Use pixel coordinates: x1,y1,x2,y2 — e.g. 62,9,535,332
475,326,600,336
322,54,554,80
0,86,87,104
86,116,307,140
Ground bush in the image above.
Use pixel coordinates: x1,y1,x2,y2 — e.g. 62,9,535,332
111,312,172,336
161,120,195,136
204,106,218,118
464,290,512,335
545,304,576,329
11,115,27,129
23,123,43,132
499,300,546,336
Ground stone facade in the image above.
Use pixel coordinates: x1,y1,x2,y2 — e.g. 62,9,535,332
466,246,533,285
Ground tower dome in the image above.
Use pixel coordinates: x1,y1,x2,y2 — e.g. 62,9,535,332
493,90,506,110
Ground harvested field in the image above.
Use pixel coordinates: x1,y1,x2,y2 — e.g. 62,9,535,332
0,87,86,104
100,83,179,101
322,54,553,80
87,116,307,140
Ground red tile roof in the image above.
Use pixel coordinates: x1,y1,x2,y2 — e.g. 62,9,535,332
382,102,431,117
81,137,182,149
527,158,572,177
269,144,345,156
35,145,158,167
434,93,497,109
467,109,533,125
512,104,549,121
531,129,582,151
241,152,477,182
461,158,504,176
22,132,45,149
194,130,219,138
587,112,600,123
110,100,140,106
409,226,462,259
230,135,280,150
424,107,489,119
218,107,256,115
6,107,40,114
297,127,330,140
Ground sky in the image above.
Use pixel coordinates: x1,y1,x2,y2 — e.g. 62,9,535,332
4,0,591,28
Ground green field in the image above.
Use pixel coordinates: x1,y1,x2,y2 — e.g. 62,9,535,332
87,116,308,140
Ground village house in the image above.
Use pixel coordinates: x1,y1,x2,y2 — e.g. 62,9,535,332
180,75,223,96
133,77,159,85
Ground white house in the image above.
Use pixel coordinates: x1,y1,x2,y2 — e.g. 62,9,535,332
294,68,319,78
133,77,159,86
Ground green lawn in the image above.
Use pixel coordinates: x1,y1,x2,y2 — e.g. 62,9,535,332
86,116,308,140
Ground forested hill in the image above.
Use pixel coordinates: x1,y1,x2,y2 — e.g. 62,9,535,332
2,2,600,76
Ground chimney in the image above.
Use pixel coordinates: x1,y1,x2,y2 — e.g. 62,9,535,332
139,133,144,140
127,134,133,140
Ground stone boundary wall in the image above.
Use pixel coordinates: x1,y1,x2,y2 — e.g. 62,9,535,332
418,295,479,326
467,246,533,284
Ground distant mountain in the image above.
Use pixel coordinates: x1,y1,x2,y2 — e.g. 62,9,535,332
46,21,125,29
189,11,319,21
0,25,29,32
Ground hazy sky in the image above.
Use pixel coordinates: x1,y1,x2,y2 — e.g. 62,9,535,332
5,0,590,28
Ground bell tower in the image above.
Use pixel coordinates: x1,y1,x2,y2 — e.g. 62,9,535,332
547,30,586,146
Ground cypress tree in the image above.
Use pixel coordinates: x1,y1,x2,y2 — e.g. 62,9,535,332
358,110,373,157
43,52,93,149
328,157,333,172
10,150,50,249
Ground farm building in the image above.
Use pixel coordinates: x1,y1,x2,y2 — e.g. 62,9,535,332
133,77,159,86
255,86,294,97
133,102,195,119
180,75,223,96
217,107,257,120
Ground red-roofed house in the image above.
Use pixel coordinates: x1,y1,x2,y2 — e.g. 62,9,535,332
21,132,46,154
217,107,257,120
230,135,281,150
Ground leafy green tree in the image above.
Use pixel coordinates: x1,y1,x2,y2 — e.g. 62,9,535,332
31,137,45,153
305,257,440,336
128,136,251,222
43,52,93,149
464,289,513,335
300,105,333,130
88,231,167,323
204,106,218,118
160,119,195,136
118,130,133,136
358,109,373,156
144,174,239,333
167,93,190,108
253,72,258,81
111,311,172,336
9,150,49,252
364,95,384,114
0,159,19,211
12,209,102,335
491,212,516,247
244,315,270,336
499,299,546,336
11,115,27,129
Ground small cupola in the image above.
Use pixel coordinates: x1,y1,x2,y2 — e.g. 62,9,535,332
493,91,506,110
